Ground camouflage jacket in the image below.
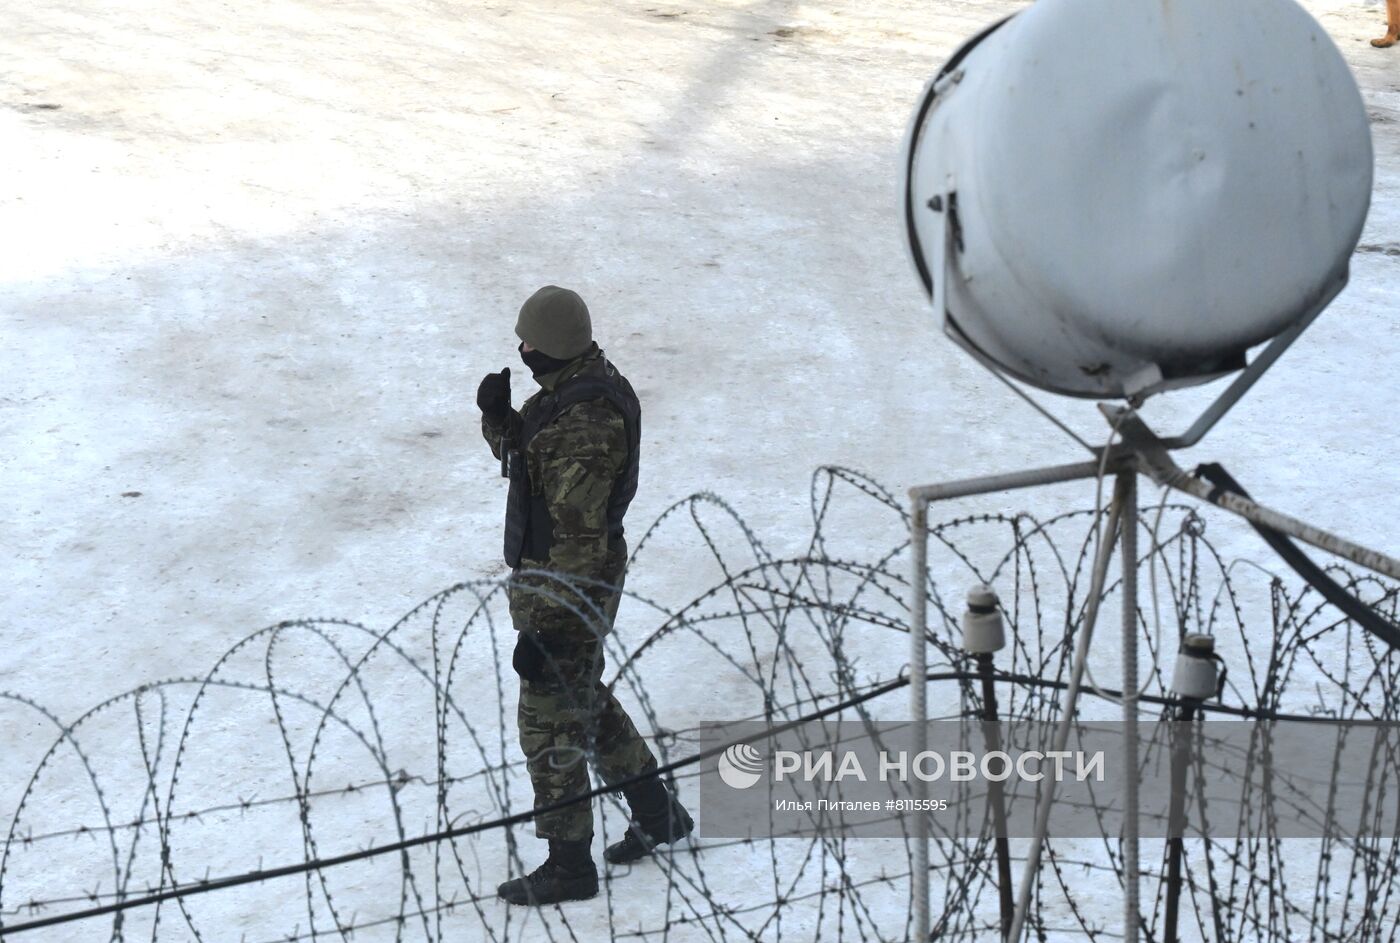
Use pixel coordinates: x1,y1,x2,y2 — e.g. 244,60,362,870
481,345,635,589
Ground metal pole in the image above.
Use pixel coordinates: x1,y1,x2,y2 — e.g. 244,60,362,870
976,652,1015,939
1155,469,1400,582
910,497,930,942
1114,410,1400,581
911,459,1114,504
1007,473,1130,943
1163,703,1195,943
1120,471,1140,943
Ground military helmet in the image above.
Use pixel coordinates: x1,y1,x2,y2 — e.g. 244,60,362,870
515,286,593,360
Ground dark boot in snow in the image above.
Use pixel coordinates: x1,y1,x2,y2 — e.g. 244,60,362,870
605,777,694,864
497,838,598,905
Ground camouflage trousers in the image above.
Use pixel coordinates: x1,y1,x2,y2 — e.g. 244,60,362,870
509,538,660,841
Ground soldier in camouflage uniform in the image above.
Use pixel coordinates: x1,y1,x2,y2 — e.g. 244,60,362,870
478,286,693,906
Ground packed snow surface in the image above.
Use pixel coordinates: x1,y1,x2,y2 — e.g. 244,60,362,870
3,0,1398,940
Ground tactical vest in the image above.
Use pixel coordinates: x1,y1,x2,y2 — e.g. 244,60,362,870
502,357,640,569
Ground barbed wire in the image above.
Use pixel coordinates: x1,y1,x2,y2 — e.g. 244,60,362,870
2,464,1398,941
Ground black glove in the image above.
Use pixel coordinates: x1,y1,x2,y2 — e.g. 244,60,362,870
512,630,547,683
477,366,511,421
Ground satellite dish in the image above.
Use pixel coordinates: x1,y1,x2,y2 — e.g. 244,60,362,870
904,0,1373,401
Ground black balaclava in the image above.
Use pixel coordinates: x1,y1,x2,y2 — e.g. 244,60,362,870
519,341,572,379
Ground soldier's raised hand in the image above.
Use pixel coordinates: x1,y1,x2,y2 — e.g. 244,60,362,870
477,366,511,420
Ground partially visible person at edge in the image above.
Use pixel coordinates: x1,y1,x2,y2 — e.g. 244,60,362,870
1377,0,1399,47
476,285,693,906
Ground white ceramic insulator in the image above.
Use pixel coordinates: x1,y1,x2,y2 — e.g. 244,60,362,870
962,585,1006,654
1171,634,1219,701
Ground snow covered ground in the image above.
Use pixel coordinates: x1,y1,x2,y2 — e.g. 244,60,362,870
3,0,1399,940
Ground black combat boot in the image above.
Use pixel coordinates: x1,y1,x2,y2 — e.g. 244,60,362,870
496,837,598,905
605,777,694,864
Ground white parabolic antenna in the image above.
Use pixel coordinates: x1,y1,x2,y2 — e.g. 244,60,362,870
903,0,1374,402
